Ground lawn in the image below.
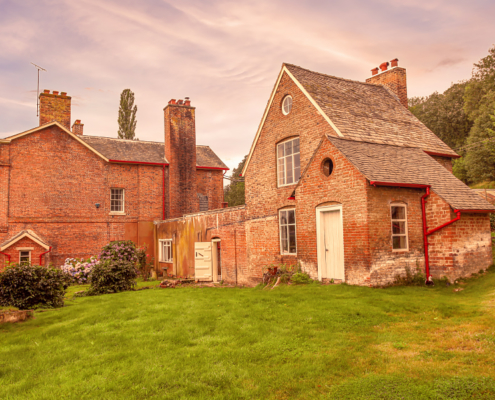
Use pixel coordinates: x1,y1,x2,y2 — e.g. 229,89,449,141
1,273,495,399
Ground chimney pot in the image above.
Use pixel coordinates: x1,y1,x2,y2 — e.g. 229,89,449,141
379,62,389,72
390,58,399,67
169,99,176,105
72,119,84,135
184,99,191,106
177,99,184,105
43,89,50,94
371,67,379,76
61,92,67,96
52,91,59,95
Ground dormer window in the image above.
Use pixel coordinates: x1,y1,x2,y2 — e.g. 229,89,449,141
277,138,300,187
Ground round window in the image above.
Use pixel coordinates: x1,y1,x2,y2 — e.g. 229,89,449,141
322,158,334,177
282,95,293,115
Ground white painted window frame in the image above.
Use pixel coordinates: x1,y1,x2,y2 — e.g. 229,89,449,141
282,95,293,115
19,250,31,264
110,188,125,215
279,208,297,255
315,204,345,282
159,239,173,263
390,203,409,252
277,137,301,187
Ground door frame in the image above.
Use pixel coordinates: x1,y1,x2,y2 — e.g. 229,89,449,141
211,238,221,282
316,204,345,281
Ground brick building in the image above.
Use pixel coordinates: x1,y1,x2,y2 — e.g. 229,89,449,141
155,59,494,286
0,91,228,269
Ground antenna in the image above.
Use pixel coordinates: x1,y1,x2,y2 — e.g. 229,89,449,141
30,62,46,117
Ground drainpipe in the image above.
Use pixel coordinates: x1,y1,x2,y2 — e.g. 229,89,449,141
0,251,11,266
39,246,52,266
163,165,166,220
421,187,462,283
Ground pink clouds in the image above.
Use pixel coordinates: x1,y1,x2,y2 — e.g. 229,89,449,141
1,0,494,172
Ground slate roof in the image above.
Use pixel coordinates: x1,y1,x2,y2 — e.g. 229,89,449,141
285,64,457,157
327,136,495,211
473,189,495,205
79,136,228,169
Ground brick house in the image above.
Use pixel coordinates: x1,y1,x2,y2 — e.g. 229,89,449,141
0,91,228,269
155,59,494,286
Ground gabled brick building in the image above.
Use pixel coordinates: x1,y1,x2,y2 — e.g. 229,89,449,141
0,91,228,269
155,60,494,286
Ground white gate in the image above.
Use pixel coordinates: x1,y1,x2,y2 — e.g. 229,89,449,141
194,242,212,281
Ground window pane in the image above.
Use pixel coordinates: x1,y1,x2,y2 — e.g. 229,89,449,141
288,210,295,224
278,158,285,185
293,138,300,153
288,225,296,253
294,153,300,182
285,141,292,156
278,143,284,157
286,157,293,184
392,221,406,234
391,206,405,220
280,211,287,225
393,236,407,250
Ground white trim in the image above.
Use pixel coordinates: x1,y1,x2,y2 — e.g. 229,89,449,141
19,250,31,264
110,188,125,214
15,247,34,251
0,232,50,251
159,239,173,263
1,121,109,162
390,203,409,252
241,64,343,177
279,208,297,255
277,137,301,187
316,204,345,282
282,95,293,115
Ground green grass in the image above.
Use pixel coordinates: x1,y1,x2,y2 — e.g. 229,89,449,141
1,274,495,399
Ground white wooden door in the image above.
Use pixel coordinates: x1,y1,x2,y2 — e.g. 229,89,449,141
317,207,345,281
195,242,212,281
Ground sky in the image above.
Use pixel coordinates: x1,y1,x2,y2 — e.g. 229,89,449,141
1,0,494,175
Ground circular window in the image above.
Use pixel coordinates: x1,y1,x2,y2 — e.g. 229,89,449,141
282,95,293,115
322,158,334,177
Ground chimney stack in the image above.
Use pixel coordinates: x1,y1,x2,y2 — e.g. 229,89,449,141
39,90,71,130
366,58,408,108
164,98,198,218
72,119,84,135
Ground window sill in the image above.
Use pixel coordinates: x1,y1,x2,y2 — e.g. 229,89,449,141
392,249,409,253
280,253,297,256
109,212,126,216
277,182,299,188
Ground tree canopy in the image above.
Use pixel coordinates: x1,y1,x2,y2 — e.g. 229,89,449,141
118,89,138,140
224,155,247,207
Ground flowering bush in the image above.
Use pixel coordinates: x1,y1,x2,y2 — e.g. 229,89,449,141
99,240,139,264
61,257,99,284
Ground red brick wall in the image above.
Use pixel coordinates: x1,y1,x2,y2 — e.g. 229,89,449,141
366,67,408,108
0,125,164,268
0,142,9,233
430,155,453,173
39,91,71,130
196,169,224,210
164,103,198,218
0,236,48,271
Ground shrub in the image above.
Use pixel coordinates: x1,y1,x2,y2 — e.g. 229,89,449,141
61,257,99,284
87,259,137,295
394,266,426,286
0,264,70,309
136,243,153,281
291,272,313,285
99,240,139,264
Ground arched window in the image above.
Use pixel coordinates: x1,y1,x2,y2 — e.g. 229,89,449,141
391,203,408,251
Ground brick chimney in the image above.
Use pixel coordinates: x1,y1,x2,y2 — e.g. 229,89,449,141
39,90,71,130
164,98,198,218
366,59,408,108
72,120,84,135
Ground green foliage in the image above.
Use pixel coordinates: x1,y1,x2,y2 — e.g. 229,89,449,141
224,155,247,207
99,240,139,264
490,213,495,231
136,243,153,281
118,89,137,140
290,272,313,284
87,259,137,295
0,263,70,309
393,265,426,286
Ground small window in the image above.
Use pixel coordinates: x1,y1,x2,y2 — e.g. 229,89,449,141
279,209,297,254
19,250,30,265
110,188,124,213
391,204,408,251
322,158,334,177
277,138,301,186
282,95,293,115
160,240,173,262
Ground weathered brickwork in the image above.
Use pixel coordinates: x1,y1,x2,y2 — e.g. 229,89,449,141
430,155,453,173
39,91,71,130
196,169,224,211
366,66,408,108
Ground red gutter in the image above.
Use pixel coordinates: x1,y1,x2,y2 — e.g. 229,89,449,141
455,209,493,213
109,159,169,166
370,181,431,189
0,251,11,265
39,246,52,266
162,166,165,219
424,151,460,159
196,166,229,171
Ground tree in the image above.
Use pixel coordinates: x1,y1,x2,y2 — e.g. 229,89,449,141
118,89,137,140
224,155,247,207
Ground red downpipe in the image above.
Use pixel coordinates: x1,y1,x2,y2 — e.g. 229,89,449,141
39,246,52,266
421,187,462,282
0,251,11,265
162,165,166,220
